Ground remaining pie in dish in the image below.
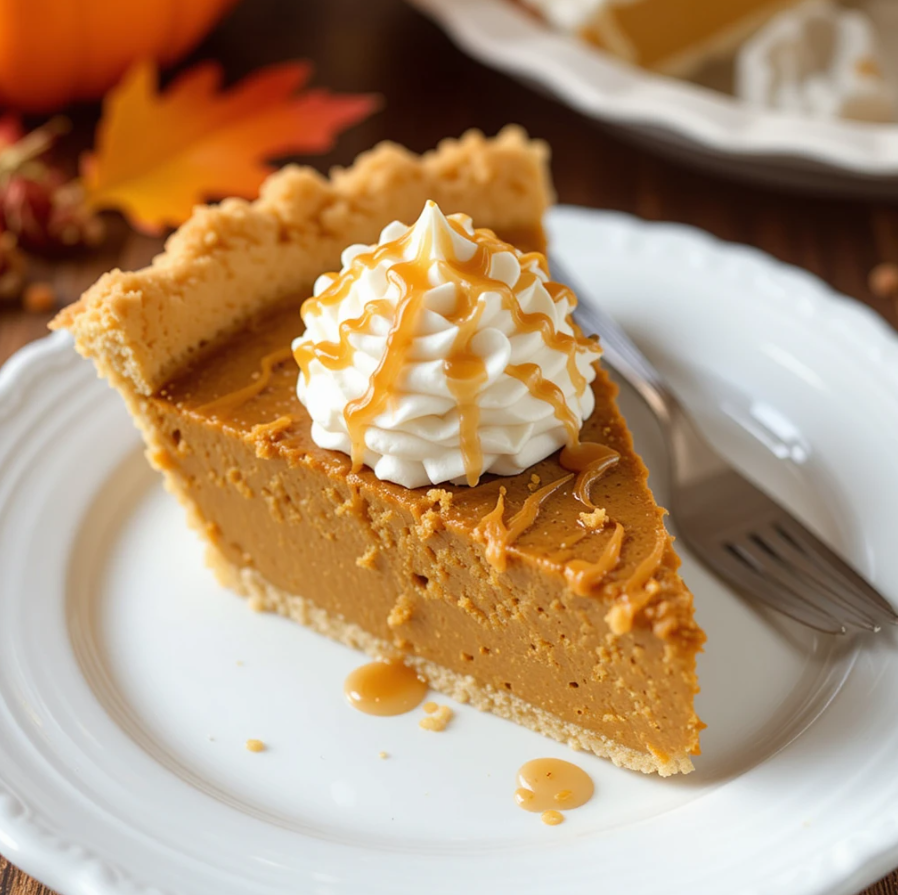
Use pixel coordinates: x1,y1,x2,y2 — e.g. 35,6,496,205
519,0,802,75
53,127,705,776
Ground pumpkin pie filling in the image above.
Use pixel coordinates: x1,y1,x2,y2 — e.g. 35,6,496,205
53,127,704,776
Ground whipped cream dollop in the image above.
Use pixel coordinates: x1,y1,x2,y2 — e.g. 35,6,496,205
292,201,601,489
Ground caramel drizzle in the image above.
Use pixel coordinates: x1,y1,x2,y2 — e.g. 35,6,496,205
475,474,574,572
293,203,600,486
606,535,667,634
546,530,589,565
474,439,623,588
293,300,393,381
195,347,294,416
471,449,661,617
563,523,625,596
545,281,589,395
298,225,420,317
506,363,580,445
442,276,488,486
342,259,431,471
560,531,588,550
508,474,574,546
489,272,590,397
560,442,621,508
476,486,508,571
574,457,619,507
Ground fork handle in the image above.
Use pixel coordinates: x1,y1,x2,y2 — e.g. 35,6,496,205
552,253,718,472
552,254,679,423
596,336,677,426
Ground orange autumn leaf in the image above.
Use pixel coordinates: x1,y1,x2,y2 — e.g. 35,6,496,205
82,59,379,232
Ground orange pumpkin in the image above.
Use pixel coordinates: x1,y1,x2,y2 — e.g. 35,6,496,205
0,0,237,112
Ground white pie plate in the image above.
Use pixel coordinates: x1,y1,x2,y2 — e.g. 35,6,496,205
408,0,898,197
2,206,898,895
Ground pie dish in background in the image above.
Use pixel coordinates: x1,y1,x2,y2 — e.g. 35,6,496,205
409,0,898,197
516,0,897,125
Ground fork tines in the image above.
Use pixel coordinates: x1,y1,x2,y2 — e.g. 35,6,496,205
724,518,898,634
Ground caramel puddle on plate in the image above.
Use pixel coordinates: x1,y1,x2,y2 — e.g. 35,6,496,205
344,659,429,716
515,758,595,825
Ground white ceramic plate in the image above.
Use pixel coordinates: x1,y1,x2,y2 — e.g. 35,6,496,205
409,0,898,197
2,207,898,895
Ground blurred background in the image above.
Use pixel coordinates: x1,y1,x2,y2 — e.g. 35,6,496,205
0,0,895,337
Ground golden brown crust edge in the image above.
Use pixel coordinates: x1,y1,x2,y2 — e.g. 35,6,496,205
50,126,553,396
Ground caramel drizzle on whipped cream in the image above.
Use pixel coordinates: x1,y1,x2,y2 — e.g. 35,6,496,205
293,202,599,486
506,363,581,446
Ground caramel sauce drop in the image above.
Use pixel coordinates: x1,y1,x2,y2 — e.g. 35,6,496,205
344,659,428,716
514,758,594,815
294,202,600,486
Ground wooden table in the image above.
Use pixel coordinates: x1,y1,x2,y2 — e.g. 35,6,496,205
1,0,897,892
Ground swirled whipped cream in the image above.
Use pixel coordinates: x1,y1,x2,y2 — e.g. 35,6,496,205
292,201,601,489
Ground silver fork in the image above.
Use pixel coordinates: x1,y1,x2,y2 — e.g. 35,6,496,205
553,255,898,635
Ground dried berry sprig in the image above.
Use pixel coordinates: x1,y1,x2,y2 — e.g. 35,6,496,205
0,116,105,255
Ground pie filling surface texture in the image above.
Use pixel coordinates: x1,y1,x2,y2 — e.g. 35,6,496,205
53,127,705,776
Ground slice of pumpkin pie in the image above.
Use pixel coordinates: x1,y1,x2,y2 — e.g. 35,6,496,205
52,127,705,775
